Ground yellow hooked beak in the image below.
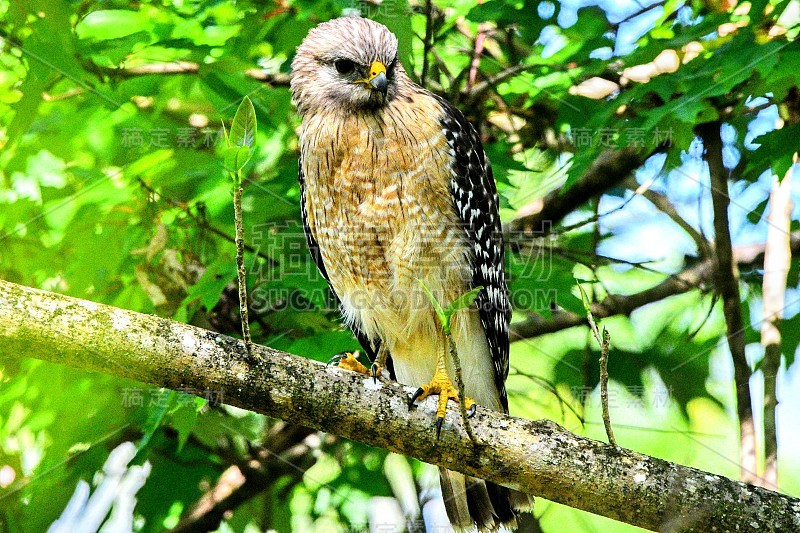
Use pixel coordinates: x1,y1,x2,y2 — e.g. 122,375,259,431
356,61,388,95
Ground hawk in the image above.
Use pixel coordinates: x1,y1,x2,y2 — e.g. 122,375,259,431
291,16,533,531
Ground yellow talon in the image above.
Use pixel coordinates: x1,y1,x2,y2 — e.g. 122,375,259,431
337,351,383,379
408,365,476,439
337,351,368,374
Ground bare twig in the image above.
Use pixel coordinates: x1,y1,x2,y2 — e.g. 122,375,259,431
446,334,478,444
108,62,291,86
609,1,668,30
466,63,538,102
466,21,490,92
123,61,200,75
232,177,252,355
420,0,434,85
505,148,649,238
225,96,257,356
625,177,713,257
135,177,278,267
578,282,616,447
173,423,317,532
599,328,616,447
431,49,455,90
760,159,795,489
510,232,800,340
509,367,584,424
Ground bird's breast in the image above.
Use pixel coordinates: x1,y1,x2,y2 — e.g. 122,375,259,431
300,96,472,340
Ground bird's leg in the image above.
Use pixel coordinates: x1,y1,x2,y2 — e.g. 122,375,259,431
369,344,388,383
408,343,476,439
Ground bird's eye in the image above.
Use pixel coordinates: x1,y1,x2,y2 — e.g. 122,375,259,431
334,59,355,75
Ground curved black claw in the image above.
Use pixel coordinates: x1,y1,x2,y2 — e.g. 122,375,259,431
467,404,477,418
326,352,348,366
408,387,425,410
370,363,380,384
435,416,444,440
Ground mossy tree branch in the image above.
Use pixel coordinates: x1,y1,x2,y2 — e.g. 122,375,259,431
1,279,799,531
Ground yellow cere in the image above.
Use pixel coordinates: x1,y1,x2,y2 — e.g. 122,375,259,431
368,61,386,80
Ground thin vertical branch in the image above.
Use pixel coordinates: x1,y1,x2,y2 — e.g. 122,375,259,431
698,122,757,484
447,333,478,443
224,97,256,356
233,171,252,355
466,20,489,92
598,328,616,447
760,159,795,488
420,0,434,85
578,282,616,447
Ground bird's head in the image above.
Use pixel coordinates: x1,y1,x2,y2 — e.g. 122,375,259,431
291,17,404,115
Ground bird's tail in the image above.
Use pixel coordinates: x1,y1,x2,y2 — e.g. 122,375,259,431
439,468,535,532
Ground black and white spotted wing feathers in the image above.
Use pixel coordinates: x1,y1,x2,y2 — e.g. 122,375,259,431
435,95,511,413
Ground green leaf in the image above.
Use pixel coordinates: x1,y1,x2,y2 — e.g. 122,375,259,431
228,95,257,149
220,119,229,146
168,399,200,452
287,330,363,363
184,257,237,310
575,279,592,313
742,124,800,182
445,286,483,316
137,389,175,452
224,145,253,173
418,279,448,333
75,10,152,41
223,96,257,173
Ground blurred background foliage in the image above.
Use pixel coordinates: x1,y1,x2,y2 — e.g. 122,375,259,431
1,0,800,531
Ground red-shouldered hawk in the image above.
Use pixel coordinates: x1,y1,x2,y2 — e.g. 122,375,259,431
291,16,533,531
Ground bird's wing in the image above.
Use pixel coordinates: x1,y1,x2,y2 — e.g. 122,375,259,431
434,95,511,413
298,157,381,364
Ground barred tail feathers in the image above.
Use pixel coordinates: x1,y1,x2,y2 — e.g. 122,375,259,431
440,468,535,532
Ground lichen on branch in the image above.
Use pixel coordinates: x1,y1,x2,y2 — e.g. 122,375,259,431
1,279,798,532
